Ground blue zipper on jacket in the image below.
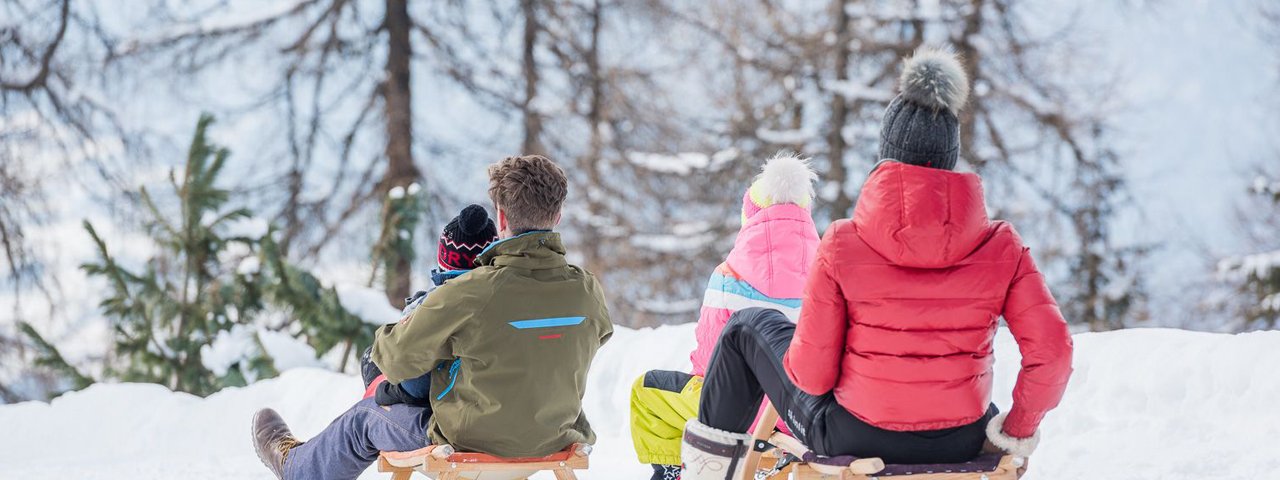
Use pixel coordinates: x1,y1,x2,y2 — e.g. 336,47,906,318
435,359,462,400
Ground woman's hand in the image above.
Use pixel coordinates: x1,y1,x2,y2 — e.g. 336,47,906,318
982,440,1030,478
981,438,1004,454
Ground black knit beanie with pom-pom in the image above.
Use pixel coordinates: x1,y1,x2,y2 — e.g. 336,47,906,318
879,46,971,171
437,204,499,271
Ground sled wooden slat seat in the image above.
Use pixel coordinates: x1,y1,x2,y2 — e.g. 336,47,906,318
744,401,1024,480
377,443,590,480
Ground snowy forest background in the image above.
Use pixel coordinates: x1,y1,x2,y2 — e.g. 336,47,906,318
1,0,1278,403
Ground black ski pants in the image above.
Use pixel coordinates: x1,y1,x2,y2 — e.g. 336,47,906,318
697,308,997,464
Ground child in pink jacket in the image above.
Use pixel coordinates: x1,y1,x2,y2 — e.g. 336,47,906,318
630,154,820,480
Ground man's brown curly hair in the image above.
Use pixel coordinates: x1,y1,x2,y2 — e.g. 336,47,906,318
487,155,568,233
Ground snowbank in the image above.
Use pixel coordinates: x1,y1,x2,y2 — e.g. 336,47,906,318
2,326,1278,479
336,284,404,326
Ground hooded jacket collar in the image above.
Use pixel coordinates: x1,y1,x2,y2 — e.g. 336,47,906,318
475,231,568,270
725,203,820,299
852,161,993,268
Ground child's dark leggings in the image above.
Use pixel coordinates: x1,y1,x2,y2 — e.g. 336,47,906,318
698,307,997,465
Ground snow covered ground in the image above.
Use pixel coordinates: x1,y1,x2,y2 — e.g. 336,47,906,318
2,324,1279,479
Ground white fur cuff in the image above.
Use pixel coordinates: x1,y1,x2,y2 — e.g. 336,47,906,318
683,418,752,445
985,412,1040,458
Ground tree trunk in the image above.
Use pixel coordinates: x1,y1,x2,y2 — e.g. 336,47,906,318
581,0,605,276
338,339,353,373
827,0,854,219
521,0,545,156
379,0,420,306
955,0,985,171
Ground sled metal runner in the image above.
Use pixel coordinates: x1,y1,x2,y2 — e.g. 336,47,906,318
377,443,590,480
744,401,1025,480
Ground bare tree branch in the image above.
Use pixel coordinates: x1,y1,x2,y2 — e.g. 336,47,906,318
0,0,69,91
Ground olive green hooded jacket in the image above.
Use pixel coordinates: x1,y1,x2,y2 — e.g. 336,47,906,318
371,231,612,458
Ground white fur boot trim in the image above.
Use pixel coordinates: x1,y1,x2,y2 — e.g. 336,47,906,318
681,419,753,480
985,412,1041,458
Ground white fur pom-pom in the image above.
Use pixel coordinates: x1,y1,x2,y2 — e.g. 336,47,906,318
754,153,818,206
898,46,970,115
985,412,1041,459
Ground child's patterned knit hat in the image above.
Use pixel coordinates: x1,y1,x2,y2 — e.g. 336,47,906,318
437,204,499,271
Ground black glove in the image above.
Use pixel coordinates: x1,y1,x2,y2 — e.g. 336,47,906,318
401,290,429,316
374,380,434,408
359,346,382,388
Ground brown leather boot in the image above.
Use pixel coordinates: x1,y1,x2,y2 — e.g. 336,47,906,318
252,408,303,480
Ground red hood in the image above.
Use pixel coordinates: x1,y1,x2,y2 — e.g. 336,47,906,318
852,162,993,268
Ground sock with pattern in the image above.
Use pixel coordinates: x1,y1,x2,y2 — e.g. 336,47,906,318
651,464,681,480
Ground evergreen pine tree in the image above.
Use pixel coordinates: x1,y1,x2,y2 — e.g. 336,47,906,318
1059,125,1151,331
77,114,275,395
258,232,374,372
22,115,396,395
373,183,424,309
15,321,94,392
1219,173,1280,329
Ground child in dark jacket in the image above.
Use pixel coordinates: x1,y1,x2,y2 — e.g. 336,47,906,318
359,204,499,407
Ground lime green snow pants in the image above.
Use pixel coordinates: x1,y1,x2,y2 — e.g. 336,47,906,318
629,370,703,466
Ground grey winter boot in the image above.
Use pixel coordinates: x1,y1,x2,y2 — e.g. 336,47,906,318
680,419,752,480
252,408,303,480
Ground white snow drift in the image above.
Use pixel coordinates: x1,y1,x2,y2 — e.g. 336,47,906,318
1,325,1278,479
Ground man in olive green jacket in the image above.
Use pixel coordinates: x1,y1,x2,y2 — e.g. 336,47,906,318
373,229,611,456
251,155,613,480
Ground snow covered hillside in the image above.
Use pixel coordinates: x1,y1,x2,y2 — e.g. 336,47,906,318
1,324,1278,480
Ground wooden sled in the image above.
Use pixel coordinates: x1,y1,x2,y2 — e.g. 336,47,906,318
377,443,590,480
743,402,1025,480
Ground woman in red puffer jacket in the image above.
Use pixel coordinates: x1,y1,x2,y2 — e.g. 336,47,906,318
679,47,1073,480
